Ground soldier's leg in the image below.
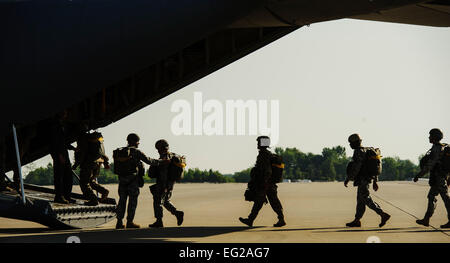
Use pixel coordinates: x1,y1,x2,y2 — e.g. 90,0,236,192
355,184,368,220
62,159,73,200
12,168,20,188
116,183,128,221
163,191,184,226
163,200,177,215
266,185,284,220
360,182,383,216
89,163,108,197
151,184,164,219
52,158,64,200
80,167,96,200
365,194,383,215
249,199,265,221
163,188,178,214
425,186,439,219
438,185,450,221
126,183,140,222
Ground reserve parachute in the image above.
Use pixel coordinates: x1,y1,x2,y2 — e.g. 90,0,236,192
86,132,106,162
346,147,382,182
365,147,382,178
270,153,284,183
419,143,450,174
147,153,186,182
441,144,450,173
169,153,186,182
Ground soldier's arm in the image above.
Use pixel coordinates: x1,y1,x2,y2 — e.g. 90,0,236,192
417,145,441,177
135,150,164,166
256,152,272,183
347,149,364,181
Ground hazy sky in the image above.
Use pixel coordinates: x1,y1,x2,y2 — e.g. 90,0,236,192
24,18,450,175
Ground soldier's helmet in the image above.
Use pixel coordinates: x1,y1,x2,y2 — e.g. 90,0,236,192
155,139,169,150
257,136,270,148
127,133,140,143
348,134,362,143
429,128,443,141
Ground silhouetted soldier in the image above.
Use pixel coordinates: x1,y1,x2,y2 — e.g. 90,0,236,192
74,128,110,206
148,139,184,228
239,136,286,227
49,111,74,204
414,128,450,228
113,133,168,229
344,133,390,227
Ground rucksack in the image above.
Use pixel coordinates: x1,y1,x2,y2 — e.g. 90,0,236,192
148,153,186,182
419,144,450,174
86,131,106,162
440,144,450,173
168,153,186,182
364,147,382,179
270,153,285,183
112,147,139,175
147,164,159,179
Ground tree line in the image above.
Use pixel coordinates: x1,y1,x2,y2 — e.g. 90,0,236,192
23,146,421,185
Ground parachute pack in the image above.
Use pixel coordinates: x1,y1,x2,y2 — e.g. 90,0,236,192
147,153,186,182
270,153,285,183
441,144,450,173
364,147,382,178
419,144,450,174
168,153,186,182
346,147,382,183
112,147,138,175
74,131,106,168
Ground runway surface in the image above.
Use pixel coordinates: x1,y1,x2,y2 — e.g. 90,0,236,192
0,181,449,243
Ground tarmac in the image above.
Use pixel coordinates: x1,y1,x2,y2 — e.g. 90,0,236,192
0,181,449,243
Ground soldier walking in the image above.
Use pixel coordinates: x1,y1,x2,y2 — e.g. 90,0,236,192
414,128,450,228
74,128,110,206
239,136,286,227
49,111,74,204
113,133,168,229
148,139,184,228
344,133,390,227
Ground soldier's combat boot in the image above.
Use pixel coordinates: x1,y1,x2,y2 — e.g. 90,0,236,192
175,211,184,226
99,189,109,203
149,219,163,228
126,221,140,229
440,221,450,228
115,220,125,229
379,212,391,227
273,218,286,227
346,219,361,227
416,217,430,227
84,199,99,206
239,217,254,227
65,197,76,204
54,196,69,204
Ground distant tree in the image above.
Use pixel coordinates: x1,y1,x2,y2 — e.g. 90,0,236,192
232,168,251,183
24,145,421,184
24,163,54,185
